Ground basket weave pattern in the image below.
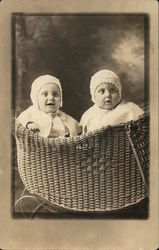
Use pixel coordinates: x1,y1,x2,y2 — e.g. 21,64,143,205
15,114,149,212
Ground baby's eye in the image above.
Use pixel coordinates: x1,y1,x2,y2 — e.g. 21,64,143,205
110,87,116,93
98,88,105,94
53,92,59,97
42,92,48,97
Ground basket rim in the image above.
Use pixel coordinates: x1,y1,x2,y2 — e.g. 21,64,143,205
15,113,149,143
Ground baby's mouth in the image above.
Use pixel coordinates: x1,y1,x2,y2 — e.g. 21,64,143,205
47,103,55,106
105,100,111,104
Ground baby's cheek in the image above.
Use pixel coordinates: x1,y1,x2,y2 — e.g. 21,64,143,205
113,96,120,107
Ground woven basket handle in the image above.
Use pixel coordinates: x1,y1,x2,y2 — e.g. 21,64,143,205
125,119,149,193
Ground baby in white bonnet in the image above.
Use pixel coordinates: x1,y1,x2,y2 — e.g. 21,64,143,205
80,69,144,133
17,74,81,138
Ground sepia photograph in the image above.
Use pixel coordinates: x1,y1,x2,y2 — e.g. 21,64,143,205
0,0,158,249
12,13,149,219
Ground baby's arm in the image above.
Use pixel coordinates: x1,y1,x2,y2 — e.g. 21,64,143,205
17,107,40,132
26,122,40,132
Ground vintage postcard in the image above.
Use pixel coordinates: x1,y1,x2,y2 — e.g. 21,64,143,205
0,0,158,249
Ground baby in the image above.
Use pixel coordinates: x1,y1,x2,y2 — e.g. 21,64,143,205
80,69,144,133
17,74,81,138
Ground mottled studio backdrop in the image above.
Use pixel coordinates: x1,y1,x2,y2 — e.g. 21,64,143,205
13,14,149,121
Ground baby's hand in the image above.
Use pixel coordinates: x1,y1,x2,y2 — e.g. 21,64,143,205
26,122,40,132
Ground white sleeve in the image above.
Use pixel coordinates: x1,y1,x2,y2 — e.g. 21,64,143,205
79,111,88,133
126,102,144,121
17,107,34,127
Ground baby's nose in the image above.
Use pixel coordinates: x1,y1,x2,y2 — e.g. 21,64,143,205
104,90,111,97
48,94,54,100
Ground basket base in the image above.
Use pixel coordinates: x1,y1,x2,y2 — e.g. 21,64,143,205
12,188,149,219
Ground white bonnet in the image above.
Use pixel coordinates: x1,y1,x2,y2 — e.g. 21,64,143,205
30,74,63,109
90,69,122,103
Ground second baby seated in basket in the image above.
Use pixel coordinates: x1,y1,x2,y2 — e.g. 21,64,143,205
17,74,81,138
80,69,144,133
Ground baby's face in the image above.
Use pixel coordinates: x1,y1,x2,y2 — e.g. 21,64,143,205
38,83,61,114
94,82,120,110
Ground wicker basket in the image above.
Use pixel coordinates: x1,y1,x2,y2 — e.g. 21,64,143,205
15,114,149,212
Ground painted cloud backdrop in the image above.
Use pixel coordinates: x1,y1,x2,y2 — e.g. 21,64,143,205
14,15,148,120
